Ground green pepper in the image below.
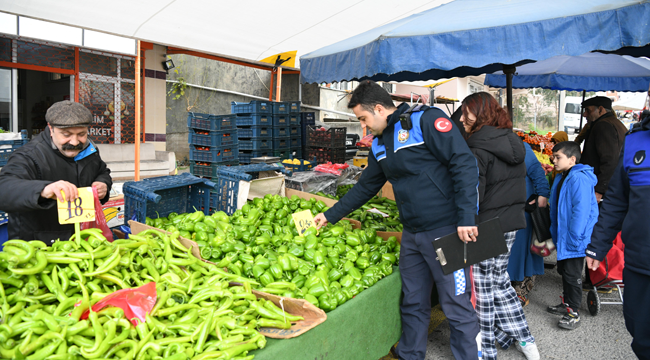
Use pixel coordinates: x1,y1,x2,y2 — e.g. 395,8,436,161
339,274,354,288
369,251,381,264
239,253,255,263
304,294,319,308
278,255,292,271
308,283,329,298
212,211,229,223
304,249,316,262
303,227,318,238
313,250,325,265
260,271,274,287
362,275,377,287
291,274,306,289
382,253,397,264
345,250,359,263
328,268,343,282
333,290,348,306
379,261,394,276
321,237,337,247
334,243,346,255
318,292,337,312
304,236,318,250
304,275,321,289
327,257,340,269
269,263,283,279
348,266,362,281
194,222,209,233
298,262,313,276
252,265,265,279
356,256,370,269
345,233,361,247
254,257,270,269
288,245,304,258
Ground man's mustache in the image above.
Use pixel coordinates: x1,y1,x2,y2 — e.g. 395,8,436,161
62,142,84,151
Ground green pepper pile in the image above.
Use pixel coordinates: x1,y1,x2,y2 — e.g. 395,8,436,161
346,197,402,232
0,228,305,360
149,194,400,313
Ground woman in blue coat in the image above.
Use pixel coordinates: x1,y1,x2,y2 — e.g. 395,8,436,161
507,142,551,306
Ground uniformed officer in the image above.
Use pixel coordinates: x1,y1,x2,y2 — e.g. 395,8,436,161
314,81,481,360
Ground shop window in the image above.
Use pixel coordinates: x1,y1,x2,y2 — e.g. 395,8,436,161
80,52,117,77
16,40,75,70
0,37,10,62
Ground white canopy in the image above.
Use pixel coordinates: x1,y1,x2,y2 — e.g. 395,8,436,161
0,0,451,68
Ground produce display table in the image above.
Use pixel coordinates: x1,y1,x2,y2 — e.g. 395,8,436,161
255,268,403,360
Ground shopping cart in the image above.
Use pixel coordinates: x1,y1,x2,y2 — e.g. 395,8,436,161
586,232,625,316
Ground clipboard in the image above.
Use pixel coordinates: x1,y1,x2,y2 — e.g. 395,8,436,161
432,218,508,275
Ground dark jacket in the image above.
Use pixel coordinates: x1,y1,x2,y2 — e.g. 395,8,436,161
466,126,527,232
579,112,628,194
0,127,112,244
586,114,650,276
325,104,479,233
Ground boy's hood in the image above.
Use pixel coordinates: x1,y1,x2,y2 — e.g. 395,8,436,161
566,163,597,186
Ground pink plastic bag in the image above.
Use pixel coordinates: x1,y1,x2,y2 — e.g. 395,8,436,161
80,186,114,242
80,282,157,326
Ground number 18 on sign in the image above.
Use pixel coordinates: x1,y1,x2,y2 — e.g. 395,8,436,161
292,210,315,236
57,187,96,224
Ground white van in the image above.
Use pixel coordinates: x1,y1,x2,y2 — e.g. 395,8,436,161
563,96,587,134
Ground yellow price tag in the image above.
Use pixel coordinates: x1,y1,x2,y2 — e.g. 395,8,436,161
292,210,315,236
57,187,96,224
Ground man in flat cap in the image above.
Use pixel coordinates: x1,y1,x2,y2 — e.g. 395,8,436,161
0,101,112,244
578,96,628,203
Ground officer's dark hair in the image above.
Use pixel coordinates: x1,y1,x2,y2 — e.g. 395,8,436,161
553,141,581,163
348,80,396,114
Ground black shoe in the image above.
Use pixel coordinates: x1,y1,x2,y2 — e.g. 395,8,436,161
558,308,581,330
547,302,569,316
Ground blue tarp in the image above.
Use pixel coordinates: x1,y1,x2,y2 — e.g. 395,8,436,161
300,0,650,84
484,53,650,92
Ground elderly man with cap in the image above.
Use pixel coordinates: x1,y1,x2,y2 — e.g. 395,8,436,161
0,100,112,244
578,96,628,203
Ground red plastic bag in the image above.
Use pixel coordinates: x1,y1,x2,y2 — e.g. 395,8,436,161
314,162,350,176
80,186,114,242
80,282,157,326
589,232,625,286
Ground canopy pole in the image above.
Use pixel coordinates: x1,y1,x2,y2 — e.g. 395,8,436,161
275,67,282,101
578,90,586,132
269,68,275,101
135,40,141,181
502,65,516,120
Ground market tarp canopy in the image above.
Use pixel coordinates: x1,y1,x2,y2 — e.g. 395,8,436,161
0,0,452,68
484,53,650,92
299,0,650,84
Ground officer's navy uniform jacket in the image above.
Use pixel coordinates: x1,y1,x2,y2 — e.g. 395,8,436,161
0,126,112,243
587,114,650,276
325,103,479,232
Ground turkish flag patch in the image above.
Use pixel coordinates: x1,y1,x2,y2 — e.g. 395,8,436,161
434,118,452,132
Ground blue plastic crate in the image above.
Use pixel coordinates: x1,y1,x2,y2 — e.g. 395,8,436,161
235,114,272,126
238,150,272,164
273,148,292,160
289,114,300,125
238,137,272,151
190,161,240,178
300,112,316,151
123,173,216,223
188,129,237,147
214,164,291,214
291,148,303,159
272,115,289,127
0,130,29,167
272,101,289,115
273,126,290,138
0,222,7,247
273,138,291,149
289,137,301,148
190,145,239,163
237,126,272,138
187,112,235,131
231,101,272,115
289,126,301,137
288,101,301,114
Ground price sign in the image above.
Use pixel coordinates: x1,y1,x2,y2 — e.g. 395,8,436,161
57,187,96,224
292,210,315,236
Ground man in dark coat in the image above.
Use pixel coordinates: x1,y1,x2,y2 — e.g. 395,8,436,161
578,96,628,202
0,101,112,244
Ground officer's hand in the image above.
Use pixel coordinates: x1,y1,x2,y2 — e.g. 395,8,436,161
41,180,79,202
457,226,478,243
313,213,329,230
586,257,601,271
92,182,108,199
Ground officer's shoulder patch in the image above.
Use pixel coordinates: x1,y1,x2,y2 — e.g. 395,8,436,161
434,117,452,133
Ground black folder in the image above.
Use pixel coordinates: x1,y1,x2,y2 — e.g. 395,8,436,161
432,218,508,275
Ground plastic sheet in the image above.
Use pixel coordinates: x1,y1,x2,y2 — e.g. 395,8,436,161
285,171,338,196
80,282,157,326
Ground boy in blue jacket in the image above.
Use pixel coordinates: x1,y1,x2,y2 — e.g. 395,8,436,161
547,141,599,330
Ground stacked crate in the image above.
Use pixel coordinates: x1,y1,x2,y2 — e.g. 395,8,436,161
287,101,302,158
300,112,316,158
231,101,273,164
306,126,347,164
187,112,239,181
271,102,291,160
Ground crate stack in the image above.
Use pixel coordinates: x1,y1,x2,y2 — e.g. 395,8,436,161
231,100,302,163
300,112,316,157
307,126,347,164
0,130,29,167
187,112,239,180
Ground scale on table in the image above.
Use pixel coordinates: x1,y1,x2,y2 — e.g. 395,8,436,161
250,156,282,168
353,149,369,168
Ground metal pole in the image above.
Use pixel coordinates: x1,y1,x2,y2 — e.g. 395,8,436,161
502,65,516,120
135,40,141,181
578,90,586,132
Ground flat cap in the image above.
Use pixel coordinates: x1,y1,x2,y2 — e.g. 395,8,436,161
582,96,612,110
45,101,92,128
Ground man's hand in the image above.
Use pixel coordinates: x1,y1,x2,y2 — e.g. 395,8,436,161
92,182,108,199
586,257,601,271
457,226,478,243
313,213,329,230
595,192,603,202
537,196,548,208
41,180,79,202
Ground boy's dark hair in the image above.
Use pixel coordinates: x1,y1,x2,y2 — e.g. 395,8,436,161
553,141,581,163
347,80,395,114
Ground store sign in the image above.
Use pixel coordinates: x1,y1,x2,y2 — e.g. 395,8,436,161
292,210,315,236
57,187,96,224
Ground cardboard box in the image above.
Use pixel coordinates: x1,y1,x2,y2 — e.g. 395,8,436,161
252,290,327,339
102,195,125,228
377,231,402,244
285,188,338,208
380,181,395,200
